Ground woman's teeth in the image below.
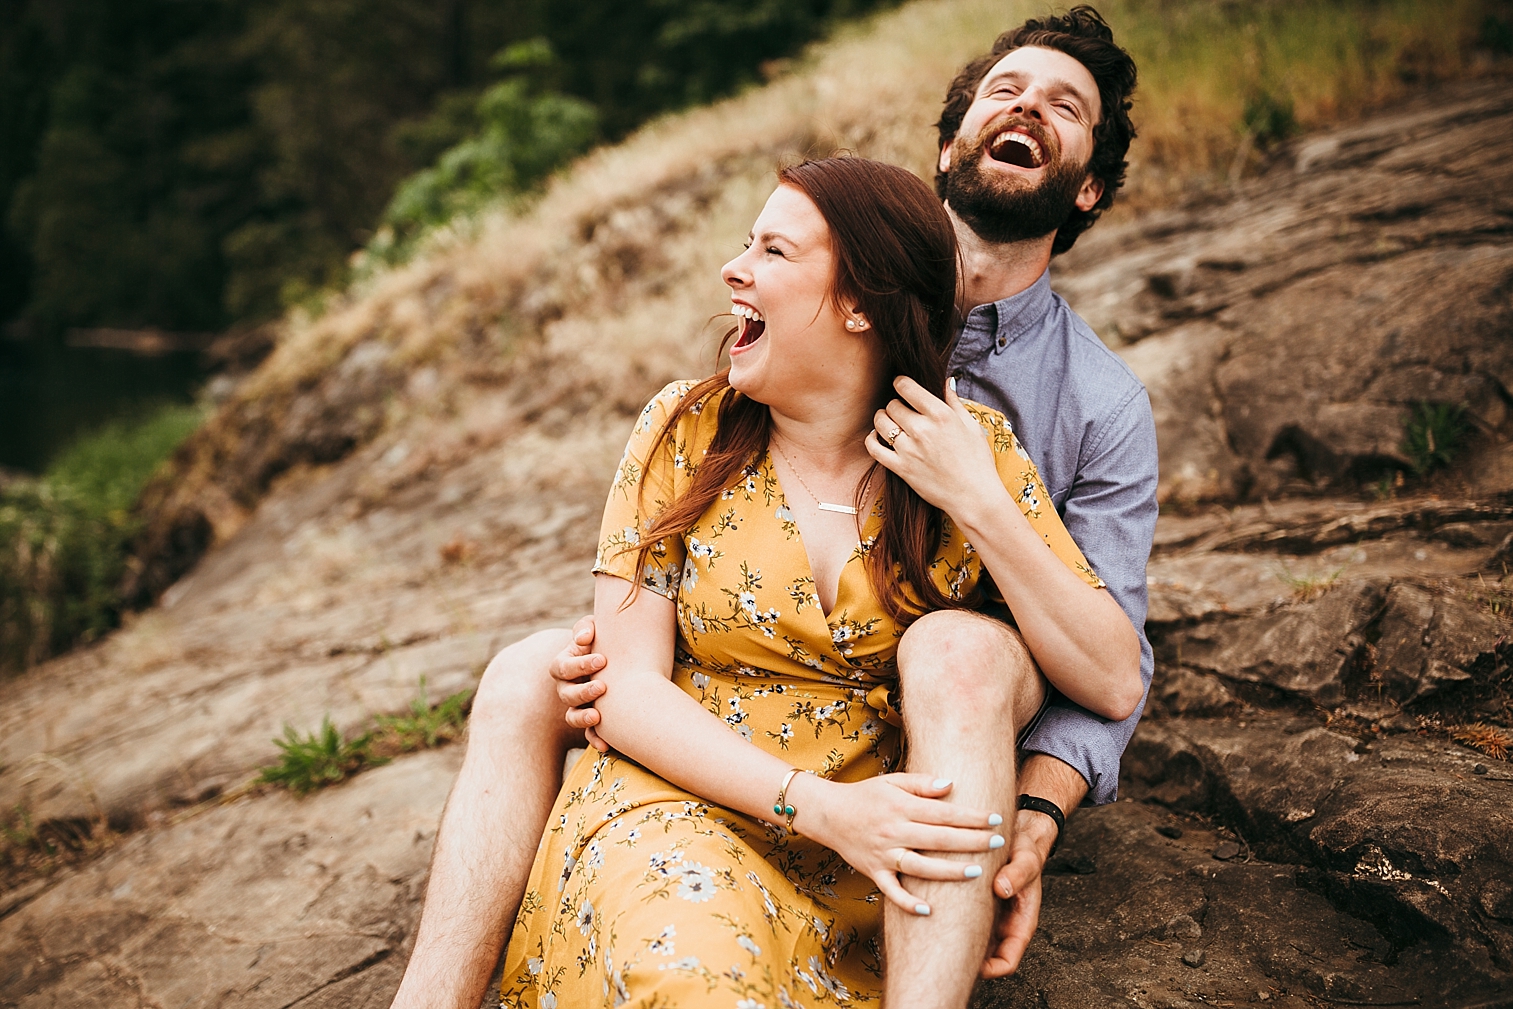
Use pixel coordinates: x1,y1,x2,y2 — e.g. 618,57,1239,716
732,305,765,348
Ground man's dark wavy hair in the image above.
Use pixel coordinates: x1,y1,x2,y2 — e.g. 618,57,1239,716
935,5,1137,256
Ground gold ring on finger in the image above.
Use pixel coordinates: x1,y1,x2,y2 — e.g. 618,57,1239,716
894,850,906,874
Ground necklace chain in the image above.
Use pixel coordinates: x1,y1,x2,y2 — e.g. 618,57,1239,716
771,439,866,517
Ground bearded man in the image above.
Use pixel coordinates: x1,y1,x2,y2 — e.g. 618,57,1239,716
391,7,1155,1007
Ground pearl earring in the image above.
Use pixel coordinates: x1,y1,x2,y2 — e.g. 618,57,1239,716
845,319,857,331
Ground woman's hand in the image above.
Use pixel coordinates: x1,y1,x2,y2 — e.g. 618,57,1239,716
789,772,1005,914
865,376,1003,521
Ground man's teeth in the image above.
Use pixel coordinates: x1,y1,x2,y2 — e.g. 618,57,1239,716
990,131,1044,167
731,304,765,322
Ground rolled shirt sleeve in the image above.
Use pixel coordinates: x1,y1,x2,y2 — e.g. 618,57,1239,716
1018,385,1159,805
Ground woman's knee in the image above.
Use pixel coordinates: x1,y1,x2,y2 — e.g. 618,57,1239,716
896,610,1036,712
471,627,575,729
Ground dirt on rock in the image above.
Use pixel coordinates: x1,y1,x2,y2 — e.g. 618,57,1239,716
3,83,1512,1007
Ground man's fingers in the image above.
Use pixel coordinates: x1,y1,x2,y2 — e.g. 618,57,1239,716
981,878,1042,977
993,833,1045,899
564,706,601,729
556,678,604,708
571,614,596,645
551,652,605,683
584,725,608,752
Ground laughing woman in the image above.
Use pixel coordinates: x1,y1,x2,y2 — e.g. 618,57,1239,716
500,157,1122,1008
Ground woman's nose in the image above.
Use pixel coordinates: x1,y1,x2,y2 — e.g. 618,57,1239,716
721,254,751,289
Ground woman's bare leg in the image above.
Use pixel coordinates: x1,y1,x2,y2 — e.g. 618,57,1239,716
390,628,581,1009
883,611,1046,1009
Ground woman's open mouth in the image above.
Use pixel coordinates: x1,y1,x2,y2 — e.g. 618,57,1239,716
732,304,766,348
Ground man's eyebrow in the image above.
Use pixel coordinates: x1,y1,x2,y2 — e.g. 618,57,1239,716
980,68,1095,112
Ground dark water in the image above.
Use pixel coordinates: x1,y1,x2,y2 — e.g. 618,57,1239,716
0,338,206,474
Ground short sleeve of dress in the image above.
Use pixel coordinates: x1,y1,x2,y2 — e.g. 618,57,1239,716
966,402,1107,592
591,381,697,599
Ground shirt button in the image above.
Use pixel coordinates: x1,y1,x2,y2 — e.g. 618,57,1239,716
996,337,1006,348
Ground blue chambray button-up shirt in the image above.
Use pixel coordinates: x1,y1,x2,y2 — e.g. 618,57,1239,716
950,268,1158,805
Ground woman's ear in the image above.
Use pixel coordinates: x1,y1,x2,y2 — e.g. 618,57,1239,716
844,311,871,332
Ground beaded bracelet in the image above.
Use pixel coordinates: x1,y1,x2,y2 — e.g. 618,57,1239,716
773,768,811,834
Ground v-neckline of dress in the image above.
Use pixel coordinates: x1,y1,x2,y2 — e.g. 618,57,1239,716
762,451,881,628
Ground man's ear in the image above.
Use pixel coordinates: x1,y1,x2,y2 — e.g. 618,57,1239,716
938,139,954,175
1075,173,1104,212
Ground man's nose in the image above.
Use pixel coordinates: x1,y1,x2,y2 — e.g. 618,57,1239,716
1010,88,1048,121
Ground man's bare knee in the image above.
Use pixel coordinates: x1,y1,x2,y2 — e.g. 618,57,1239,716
471,627,575,732
897,610,1038,718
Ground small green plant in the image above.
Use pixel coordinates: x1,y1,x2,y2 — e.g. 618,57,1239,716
256,717,379,795
373,676,473,754
257,677,474,794
1401,401,1471,477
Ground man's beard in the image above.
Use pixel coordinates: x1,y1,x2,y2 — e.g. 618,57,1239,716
943,119,1087,246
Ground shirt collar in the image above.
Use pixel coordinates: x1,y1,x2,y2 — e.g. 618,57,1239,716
958,268,1053,352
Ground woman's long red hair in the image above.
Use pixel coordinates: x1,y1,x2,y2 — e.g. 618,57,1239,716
631,157,972,623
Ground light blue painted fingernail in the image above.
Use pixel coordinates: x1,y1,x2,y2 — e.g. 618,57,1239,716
932,778,952,789
914,903,931,916
989,834,1005,849
964,865,983,879
987,813,1003,827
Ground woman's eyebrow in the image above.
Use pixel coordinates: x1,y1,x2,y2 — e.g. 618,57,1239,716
755,229,797,246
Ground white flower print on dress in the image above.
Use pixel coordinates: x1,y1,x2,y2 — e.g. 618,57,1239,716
675,861,718,902
649,924,676,956
737,934,762,957
575,899,595,935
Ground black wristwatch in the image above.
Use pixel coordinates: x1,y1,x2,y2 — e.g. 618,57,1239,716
1017,794,1066,857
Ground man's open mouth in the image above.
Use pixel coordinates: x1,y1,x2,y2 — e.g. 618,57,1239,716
987,128,1046,169
732,304,765,347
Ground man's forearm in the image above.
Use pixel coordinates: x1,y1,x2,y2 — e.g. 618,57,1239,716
1014,753,1087,855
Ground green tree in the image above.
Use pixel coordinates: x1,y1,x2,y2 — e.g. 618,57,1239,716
374,40,597,258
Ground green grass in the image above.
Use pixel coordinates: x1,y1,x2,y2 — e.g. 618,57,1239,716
373,676,474,753
1098,0,1500,199
256,717,379,795
0,403,204,672
257,677,474,795
1402,401,1472,476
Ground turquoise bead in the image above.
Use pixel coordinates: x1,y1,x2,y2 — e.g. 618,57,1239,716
784,805,795,816
773,804,782,815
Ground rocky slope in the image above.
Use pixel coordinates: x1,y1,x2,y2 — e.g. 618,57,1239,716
2,77,1511,1009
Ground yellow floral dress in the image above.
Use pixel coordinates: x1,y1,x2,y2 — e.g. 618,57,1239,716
501,381,1103,1009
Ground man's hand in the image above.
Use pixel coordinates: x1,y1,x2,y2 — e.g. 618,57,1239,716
550,615,608,750
981,806,1057,977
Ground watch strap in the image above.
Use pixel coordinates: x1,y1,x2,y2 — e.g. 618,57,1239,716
1017,794,1066,857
